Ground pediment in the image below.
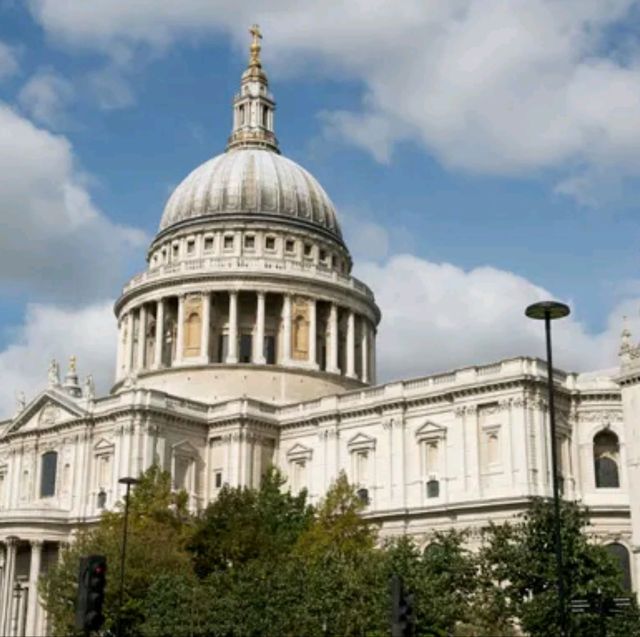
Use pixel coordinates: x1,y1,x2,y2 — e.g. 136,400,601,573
347,432,376,450
6,391,86,436
286,443,313,460
94,437,115,452
415,420,446,441
172,439,198,456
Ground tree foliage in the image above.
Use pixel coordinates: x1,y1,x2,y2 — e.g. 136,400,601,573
41,472,640,637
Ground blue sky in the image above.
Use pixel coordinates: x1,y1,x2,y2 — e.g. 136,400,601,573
0,1,639,414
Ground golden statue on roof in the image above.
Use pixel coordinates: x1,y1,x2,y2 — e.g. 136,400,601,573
249,24,262,68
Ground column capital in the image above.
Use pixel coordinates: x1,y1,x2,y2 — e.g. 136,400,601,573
5,536,19,547
29,539,44,549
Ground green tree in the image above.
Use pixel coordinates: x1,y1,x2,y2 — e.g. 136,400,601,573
40,465,193,637
188,466,313,576
478,498,640,637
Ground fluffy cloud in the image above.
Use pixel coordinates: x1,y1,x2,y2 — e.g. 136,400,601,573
0,41,19,81
87,65,135,110
0,301,116,419
357,254,633,383
0,103,146,302
18,69,74,128
26,0,640,194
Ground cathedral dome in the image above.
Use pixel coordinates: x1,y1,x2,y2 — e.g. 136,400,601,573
159,148,342,239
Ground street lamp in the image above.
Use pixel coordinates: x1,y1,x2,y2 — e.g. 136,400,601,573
525,300,570,636
117,476,139,637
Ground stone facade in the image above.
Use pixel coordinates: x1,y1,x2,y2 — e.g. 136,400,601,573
0,29,635,635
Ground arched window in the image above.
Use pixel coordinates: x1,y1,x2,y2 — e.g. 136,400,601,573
40,451,58,498
594,431,620,488
605,543,632,591
184,312,201,353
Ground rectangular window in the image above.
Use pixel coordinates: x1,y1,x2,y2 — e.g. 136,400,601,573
285,239,295,253
426,479,440,499
174,456,191,491
354,450,369,486
204,236,214,251
304,243,313,257
264,335,276,364
244,235,255,249
265,236,276,251
223,235,234,250
214,470,223,489
319,249,327,262
186,240,195,254
239,334,252,363
40,451,58,498
172,244,179,258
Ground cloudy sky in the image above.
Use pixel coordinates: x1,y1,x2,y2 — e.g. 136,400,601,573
1,0,640,416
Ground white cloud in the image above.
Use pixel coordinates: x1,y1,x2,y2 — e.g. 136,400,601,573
357,253,632,383
0,41,19,80
26,0,640,199
0,103,147,302
0,301,116,419
88,65,134,110
18,69,74,128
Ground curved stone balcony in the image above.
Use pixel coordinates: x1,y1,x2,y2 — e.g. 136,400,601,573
121,255,375,301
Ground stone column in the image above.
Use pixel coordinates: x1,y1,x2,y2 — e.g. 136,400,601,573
254,292,266,364
346,310,356,378
227,291,239,364
282,294,292,363
308,298,317,367
201,292,211,363
115,320,124,381
175,296,185,365
1,538,17,636
125,313,135,374
137,305,146,370
154,298,164,369
361,318,369,383
372,329,378,385
25,540,42,637
328,303,339,373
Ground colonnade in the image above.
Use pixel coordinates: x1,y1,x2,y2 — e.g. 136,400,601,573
0,537,52,637
116,290,377,384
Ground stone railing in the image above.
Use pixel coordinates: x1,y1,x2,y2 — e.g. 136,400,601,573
277,357,577,421
121,256,375,300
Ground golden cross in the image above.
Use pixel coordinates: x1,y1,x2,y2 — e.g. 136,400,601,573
249,24,262,67
69,355,77,374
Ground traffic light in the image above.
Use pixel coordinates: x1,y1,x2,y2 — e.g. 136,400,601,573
76,554,107,632
391,573,415,637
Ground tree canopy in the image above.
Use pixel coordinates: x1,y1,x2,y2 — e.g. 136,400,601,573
41,469,640,637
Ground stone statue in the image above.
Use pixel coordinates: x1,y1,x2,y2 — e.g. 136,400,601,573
84,375,95,400
15,391,26,413
48,359,60,387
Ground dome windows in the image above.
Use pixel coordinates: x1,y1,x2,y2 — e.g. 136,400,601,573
265,235,276,251
244,234,256,250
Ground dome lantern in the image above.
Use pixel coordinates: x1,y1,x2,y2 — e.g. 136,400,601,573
227,24,279,154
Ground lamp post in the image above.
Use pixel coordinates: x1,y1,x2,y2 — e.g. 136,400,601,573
117,476,139,637
525,300,570,636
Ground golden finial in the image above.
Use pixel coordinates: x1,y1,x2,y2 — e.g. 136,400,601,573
69,355,77,374
249,24,262,68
